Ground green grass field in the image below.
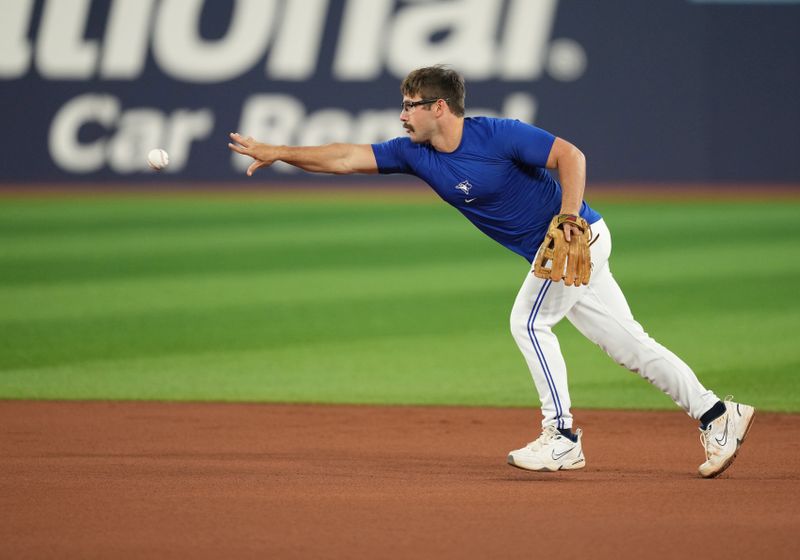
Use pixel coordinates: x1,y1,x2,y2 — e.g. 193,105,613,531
1,192,799,412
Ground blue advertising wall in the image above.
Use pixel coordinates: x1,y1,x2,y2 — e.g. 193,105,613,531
1,0,798,184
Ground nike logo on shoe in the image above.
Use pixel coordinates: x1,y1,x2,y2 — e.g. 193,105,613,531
715,419,729,446
551,448,573,460
465,198,476,203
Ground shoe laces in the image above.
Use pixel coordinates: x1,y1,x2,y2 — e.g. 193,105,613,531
527,425,560,450
699,427,713,461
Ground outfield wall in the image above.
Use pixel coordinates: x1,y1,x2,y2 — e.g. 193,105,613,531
1,0,798,185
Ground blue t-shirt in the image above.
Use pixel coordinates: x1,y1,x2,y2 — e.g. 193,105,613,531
371,117,602,262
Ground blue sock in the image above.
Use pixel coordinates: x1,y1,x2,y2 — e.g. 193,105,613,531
558,428,578,443
699,401,726,430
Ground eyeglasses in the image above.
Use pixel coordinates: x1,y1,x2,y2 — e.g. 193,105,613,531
401,98,449,113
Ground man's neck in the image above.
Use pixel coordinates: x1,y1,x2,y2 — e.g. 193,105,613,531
430,117,465,153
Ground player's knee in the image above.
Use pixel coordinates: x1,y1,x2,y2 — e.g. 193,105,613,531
509,303,529,340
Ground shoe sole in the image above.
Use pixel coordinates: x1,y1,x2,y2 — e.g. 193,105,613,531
507,454,586,472
701,406,755,479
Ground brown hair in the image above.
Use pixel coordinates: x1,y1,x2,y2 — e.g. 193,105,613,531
401,65,466,117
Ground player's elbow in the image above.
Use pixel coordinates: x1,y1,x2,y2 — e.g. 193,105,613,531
547,137,585,171
566,143,585,167
560,144,586,178
332,144,377,175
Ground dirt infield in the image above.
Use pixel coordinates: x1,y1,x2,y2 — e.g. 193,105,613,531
1,401,797,559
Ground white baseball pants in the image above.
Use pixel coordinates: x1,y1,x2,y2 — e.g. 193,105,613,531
510,219,719,429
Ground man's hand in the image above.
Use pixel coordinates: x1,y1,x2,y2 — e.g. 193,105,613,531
228,132,278,176
562,221,580,243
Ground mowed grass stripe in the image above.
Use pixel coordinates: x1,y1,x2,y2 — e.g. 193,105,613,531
0,259,520,321
4,207,798,259
7,237,798,286
1,258,793,325
0,204,468,259
0,239,498,285
0,286,517,370
0,197,448,240
0,204,502,286
0,333,535,405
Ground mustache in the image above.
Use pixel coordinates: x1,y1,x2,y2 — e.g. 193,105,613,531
403,124,415,132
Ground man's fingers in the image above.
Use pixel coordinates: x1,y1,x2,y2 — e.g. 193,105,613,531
229,132,250,148
246,161,264,176
227,142,248,155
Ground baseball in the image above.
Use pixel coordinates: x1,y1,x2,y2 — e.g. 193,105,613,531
147,148,169,171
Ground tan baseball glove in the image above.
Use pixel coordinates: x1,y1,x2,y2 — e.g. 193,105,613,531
533,214,592,286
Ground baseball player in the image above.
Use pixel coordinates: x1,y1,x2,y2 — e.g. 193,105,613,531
228,65,754,478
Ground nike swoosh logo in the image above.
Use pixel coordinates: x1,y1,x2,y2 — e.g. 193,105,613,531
465,198,476,203
715,419,729,446
551,448,572,460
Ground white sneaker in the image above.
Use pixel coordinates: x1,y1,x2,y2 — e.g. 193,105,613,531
698,398,755,478
507,425,586,472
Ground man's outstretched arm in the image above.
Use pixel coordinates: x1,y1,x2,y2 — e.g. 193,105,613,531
228,132,380,177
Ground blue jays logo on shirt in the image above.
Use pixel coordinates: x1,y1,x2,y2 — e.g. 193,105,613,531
455,180,472,195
